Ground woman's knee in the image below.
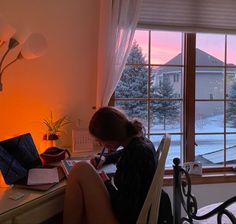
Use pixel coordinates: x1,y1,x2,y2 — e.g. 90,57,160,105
68,161,95,180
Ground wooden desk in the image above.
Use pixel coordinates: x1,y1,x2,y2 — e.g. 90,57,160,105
0,180,66,224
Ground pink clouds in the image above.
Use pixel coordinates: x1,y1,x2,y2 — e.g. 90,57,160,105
132,30,236,65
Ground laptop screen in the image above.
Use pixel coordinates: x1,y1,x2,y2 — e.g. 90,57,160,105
0,133,42,185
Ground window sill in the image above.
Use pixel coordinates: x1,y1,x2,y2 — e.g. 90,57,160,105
163,171,236,186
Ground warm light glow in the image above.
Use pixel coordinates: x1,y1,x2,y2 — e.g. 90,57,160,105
0,15,15,43
0,170,9,188
39,139,57,154
21,33,47,59
11,28,31,45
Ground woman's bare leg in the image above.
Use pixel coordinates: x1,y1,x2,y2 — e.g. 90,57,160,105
63,161,118,224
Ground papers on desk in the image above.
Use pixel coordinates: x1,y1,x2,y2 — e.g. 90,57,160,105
61,158,116,177
27,168,59,185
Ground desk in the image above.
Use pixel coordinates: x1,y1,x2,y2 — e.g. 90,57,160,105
193,202,236,224
0,180,66,224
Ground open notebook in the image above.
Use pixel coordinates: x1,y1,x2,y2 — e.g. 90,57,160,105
0,133,65,191
61,157,117,177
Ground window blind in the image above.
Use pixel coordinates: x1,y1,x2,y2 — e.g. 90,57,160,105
138,0,236,34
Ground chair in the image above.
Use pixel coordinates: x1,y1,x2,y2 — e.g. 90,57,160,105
173,157,236,224
137,133,171,224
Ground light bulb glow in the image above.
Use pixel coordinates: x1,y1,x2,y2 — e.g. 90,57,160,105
21,33,48,59
0,16,15,42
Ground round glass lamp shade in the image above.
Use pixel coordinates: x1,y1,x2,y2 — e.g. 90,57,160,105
11,28,31,45
21,33,47,59
0,16,15,42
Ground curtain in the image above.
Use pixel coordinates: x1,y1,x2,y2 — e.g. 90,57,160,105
96,0,142,108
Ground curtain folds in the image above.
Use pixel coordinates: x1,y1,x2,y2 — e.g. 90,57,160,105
96,0,142,108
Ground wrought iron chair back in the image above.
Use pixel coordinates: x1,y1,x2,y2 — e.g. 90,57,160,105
173,157,236,224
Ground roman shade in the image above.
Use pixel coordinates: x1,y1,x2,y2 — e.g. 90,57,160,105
138,0,236,34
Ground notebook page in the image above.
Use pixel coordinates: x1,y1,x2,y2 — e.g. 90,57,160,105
27,167,59,185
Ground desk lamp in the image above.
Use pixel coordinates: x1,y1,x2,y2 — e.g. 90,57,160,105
0,16,47,91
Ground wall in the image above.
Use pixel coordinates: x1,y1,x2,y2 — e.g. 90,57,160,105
0,0,99,151
164,182,236,215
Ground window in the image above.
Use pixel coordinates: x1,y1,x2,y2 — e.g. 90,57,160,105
113,29,236,168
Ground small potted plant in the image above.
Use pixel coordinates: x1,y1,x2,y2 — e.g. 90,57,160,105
43,112,71,141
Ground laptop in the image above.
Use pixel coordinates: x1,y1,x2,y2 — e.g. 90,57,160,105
0,133,64,190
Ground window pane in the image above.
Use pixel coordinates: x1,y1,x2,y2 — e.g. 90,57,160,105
195,134,224,166
226,69,236,99
115,101,148,127
226,134,236,165
132,30,149,64
226,101,236,132
115,65,148,98
227,35,236,65
195,102,224,133
151,31,182,65
227,66,236,131
150,134,182,167
150,101,182,133
151,66,183,98
195,67,224,100
196,33,225,66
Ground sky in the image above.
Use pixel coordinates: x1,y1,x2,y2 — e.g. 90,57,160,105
133,30,236,65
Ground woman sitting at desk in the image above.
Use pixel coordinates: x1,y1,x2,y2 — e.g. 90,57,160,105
63,106,161,224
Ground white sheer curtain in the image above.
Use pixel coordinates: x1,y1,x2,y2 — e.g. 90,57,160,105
96,0,142,108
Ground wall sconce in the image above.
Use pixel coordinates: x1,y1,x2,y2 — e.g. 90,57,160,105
0,15,47,91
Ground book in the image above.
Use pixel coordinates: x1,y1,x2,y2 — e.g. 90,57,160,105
61,157,116,177
27,167,59,185
13,166,65,191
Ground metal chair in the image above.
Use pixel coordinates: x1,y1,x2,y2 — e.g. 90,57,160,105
173,157,236,224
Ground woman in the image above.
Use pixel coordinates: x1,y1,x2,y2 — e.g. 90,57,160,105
63,106,157,224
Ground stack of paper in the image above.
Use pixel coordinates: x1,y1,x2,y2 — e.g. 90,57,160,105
27,167,59,185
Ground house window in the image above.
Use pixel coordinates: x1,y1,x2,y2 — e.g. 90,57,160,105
173,73,179,82
113,30,236,168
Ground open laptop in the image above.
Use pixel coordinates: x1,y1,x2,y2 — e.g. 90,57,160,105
0,133,64,190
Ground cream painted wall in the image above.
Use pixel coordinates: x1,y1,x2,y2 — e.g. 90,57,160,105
164,182,236,216
0,0,99,149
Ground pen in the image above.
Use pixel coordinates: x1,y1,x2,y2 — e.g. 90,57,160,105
96,147,106,168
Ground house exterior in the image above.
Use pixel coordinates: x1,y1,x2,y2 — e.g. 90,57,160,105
155,48,236,120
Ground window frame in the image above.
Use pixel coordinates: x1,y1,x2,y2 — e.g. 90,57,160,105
111,29,236,172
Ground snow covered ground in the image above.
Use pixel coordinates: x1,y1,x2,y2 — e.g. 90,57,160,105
148,115,236,166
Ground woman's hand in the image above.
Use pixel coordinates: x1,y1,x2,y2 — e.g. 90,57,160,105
99,171,110,182
90,155,105,169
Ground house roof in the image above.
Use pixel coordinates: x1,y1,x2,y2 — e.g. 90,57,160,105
156,48,236,75
165,48,224,66
196,145,236,164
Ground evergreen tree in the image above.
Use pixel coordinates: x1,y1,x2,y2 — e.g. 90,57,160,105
115,41,152,123
153,77,180,130
227,81,236,127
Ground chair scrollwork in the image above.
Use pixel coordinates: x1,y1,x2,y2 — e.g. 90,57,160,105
173,157,236,224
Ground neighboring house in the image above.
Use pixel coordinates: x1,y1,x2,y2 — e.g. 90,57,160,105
155,48,236,119
196,145,236,165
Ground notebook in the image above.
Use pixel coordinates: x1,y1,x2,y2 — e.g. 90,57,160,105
61,157,117,177
0,133,64,191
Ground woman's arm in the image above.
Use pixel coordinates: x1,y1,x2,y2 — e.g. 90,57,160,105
104,149,123,164
112,146,156,223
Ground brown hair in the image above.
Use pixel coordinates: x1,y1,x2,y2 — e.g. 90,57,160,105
89,106,145,142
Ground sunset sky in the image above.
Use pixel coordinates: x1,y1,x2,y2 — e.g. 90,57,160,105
133,30,236,65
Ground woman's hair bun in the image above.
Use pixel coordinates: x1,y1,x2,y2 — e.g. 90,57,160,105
127,118,145,137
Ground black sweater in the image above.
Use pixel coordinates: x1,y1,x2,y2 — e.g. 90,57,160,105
104,137,157,224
